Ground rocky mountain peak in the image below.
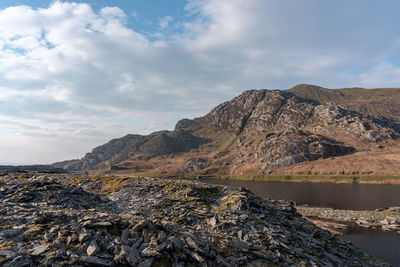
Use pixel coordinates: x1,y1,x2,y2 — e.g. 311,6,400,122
184,89,269,134
176,90,319,134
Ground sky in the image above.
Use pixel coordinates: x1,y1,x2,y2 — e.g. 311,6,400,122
1,0,400,164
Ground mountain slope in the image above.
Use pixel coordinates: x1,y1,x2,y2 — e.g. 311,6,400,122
288,84,400,121
62,131,208,171
55,86,400,176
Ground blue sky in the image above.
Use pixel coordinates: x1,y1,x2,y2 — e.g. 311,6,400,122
0,1,189,35
1,0,400,164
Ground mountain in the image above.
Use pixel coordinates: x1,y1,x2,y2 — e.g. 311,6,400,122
62,131,208,171
54,86,400,176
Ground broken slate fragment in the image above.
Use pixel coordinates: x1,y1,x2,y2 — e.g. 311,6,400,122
86,240,99,256
31,244,48,256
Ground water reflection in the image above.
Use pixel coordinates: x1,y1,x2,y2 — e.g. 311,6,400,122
343,224,400,266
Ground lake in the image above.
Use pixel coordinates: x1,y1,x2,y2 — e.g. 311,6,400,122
200,178,400,210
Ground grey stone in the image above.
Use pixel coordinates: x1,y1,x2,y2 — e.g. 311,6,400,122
380,219,389,225
0,250,16,258
185,236,199,250
237,230,243,240
169,236,183,250
158,231,167,242
138,258,154,267
216,254,231,267
31,244,48,256
132,237,144,248
79,233,91,242
44,233,54,242
208,216,217,228
188,250,204,263
121,245,140,265
80,256,111,267
121,228,129,244
132,220,150,232
86,240,99,256
4,256,31,267
141,246,159,257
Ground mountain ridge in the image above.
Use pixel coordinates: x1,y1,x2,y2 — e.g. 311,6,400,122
54,85,400,176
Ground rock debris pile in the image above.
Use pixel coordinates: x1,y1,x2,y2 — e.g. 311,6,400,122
0,174,387,266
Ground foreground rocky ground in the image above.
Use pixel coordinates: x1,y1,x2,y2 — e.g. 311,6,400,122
0,173,387,266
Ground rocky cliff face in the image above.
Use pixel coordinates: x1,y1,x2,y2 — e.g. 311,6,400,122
56,86,400,175
181,90,398,141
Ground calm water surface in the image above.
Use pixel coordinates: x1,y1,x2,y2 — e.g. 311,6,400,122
200,178,400,266
343,224,400,266
201,178,400,210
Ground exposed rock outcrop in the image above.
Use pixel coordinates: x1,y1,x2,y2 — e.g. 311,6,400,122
180,90,398,142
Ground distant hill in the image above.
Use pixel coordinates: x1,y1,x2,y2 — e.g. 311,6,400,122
52,85,400,177
0,165,67,174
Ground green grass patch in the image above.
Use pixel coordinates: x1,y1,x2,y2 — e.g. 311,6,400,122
71,175,132,193
219,135,239,151
24,224,45,240
16,173,29,180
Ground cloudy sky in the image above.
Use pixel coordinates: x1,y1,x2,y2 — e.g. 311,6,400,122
1,0,400,164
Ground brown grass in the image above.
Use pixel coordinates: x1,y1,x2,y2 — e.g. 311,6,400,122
270,149,400,178
288,84,400,120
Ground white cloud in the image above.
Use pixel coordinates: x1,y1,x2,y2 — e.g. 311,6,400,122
0,6,41,39
358,63,400,87
159,16,173,29
1,0,400,163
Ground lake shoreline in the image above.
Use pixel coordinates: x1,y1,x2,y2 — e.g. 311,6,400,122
191,174,400,185
297,205,400,236
100,169,400,185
